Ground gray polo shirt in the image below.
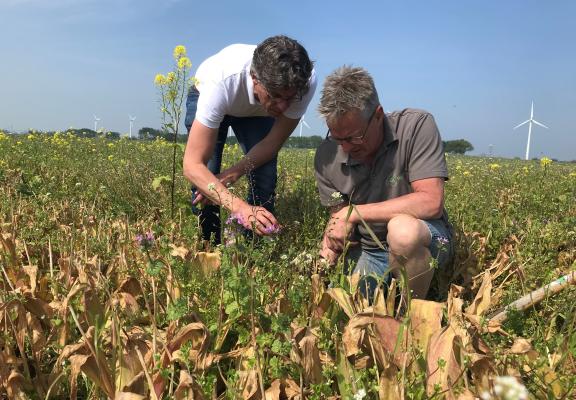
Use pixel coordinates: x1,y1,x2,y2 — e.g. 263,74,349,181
314,108,450,249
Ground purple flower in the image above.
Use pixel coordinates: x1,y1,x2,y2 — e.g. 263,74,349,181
136,231,155,248
264,224,281,234
226,213,246,227
436,236,449,246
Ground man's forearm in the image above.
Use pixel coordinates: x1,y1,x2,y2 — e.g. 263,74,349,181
350,191,443,224
184,162,246,212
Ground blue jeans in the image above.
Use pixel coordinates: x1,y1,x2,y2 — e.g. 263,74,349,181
185,88,277,244
344,219,454,301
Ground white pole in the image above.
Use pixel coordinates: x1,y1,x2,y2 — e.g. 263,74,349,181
525,120,532,160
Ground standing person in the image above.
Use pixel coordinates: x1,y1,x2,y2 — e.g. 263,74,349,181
183,35,316,244
314,66,453,300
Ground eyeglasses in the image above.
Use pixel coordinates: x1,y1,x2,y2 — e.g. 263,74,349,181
326,108,377,145
257,79,303,104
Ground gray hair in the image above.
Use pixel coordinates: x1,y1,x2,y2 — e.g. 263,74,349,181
251,35,313,98
318,66,380,124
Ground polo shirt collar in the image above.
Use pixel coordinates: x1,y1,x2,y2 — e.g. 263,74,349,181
337,115,398,166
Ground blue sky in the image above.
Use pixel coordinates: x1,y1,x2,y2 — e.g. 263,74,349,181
1,0,575,160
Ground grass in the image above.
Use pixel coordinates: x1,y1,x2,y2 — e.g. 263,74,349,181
0,131,575,399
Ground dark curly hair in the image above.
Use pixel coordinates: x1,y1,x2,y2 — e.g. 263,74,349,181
251,35,313,98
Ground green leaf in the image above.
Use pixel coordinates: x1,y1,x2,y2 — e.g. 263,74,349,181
151,175,171,190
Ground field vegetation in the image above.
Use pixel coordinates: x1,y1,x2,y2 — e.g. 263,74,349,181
0,131,575,399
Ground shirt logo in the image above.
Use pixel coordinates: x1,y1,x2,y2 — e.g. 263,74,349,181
386,174,403,186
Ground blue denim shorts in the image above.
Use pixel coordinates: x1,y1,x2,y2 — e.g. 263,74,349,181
345,219,453,292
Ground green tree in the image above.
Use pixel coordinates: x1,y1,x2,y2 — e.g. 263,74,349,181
443,139,474,154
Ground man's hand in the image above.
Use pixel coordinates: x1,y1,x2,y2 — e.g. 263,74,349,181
232,202,280,236
324,205,356,252
319,234,340,265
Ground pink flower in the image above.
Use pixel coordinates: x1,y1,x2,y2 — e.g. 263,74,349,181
136,231,155,248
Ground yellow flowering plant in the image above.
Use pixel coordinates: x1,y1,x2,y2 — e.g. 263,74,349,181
154,45,196,217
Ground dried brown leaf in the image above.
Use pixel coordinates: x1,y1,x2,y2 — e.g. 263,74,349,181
82,287,104,327
26,313,46,358
509,338,532,354
22,264,38,293
378,364,400,400
115,292,140,315
192,251,221,276
115,392,146,400
6,370,28,400
426,325,464,396
463,314,501,334
344,313,408,369
265,379,282,400
170,244,189,259
327,287,355,318
241,369,260,400
299,329,322,384
117,277,144,298
447,284,465,322
466,272,492,317
121,371,146,396
174,370,206,400
455,388,477,400
265,379,301,400
68,354,90,400
409,299,445,353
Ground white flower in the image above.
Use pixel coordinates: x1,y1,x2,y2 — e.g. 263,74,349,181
331,191,343,201
353,388,366,400
492,376,529,400
207,182,216,191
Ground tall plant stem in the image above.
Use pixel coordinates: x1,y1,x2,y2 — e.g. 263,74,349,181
171,134,177,219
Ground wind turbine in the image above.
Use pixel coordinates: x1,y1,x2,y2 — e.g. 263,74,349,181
298,115,311,137
513,101,549,160
129,115,136,138
93,115,101,132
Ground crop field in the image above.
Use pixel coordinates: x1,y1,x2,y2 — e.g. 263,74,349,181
0,131,575,399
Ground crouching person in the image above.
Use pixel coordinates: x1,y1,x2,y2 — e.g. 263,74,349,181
314,66,454,301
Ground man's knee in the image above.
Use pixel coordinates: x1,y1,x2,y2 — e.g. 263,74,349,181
387,214,430,254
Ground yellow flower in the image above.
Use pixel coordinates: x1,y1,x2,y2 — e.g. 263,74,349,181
177,56,192,70
463,171,471,176
27,134,36,140
154,73,167,86
489,163,501,171
108,155,114,161
569,172,576,178
540,156,552,168
173,45,186,60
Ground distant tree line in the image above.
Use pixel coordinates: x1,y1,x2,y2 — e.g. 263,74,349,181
216,135,323,149
138,127,187,142
15,128,123,139
9,127,475,154
443,139,474,154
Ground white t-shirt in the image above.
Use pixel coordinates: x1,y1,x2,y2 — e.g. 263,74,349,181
194,44,317,129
